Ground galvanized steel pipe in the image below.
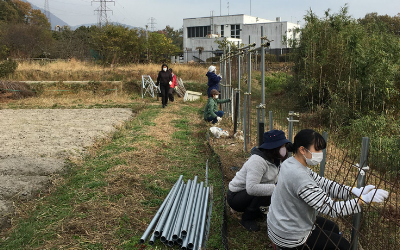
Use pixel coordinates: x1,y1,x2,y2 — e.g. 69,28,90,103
172,180,192,240
153,176,183,237
161,182,185,242
139,176,181,243
181,176,198,237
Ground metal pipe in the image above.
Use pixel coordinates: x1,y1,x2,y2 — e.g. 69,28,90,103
172,180,192,240
243,93,248,152
234,89,239,134
197,187,210,250
188,182,205,249
140,176,181,243
261,26,265,123
205,160,209,187
161,182,185,242
181,177,198,237
319,132,328,177
181,183,201,248
269,110,273,130
153,176,183,237
193,187,207,250
148,231,156,245
351,137,370,250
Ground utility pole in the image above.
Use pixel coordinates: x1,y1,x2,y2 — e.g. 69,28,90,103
92,0,115,28
44,0,51,28
147,17,157,32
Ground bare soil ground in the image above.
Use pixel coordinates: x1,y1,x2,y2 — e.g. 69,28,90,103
0,108,132,230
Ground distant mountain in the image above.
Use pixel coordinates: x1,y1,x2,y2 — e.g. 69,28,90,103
25,1,69,29
25,1,140,31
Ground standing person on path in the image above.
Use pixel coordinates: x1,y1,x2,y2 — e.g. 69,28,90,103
227,130,290,232
267,129,389,250
168,68,177,102
156,63,172,108
206,65,222,98
203,89,230,124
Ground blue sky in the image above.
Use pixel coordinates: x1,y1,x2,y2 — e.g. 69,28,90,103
27,0,400,30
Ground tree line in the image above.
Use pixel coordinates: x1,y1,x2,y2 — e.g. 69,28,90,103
0,0,183,64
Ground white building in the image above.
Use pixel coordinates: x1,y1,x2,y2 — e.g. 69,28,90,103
182,14,300,63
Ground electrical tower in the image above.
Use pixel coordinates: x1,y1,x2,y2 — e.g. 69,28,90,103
147,17,157,32
92,0,115,27
44,0,51,27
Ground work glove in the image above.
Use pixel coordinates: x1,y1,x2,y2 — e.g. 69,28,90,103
361,189,389,204
352,185,375,197
216,117,222,122
169,81,172,85
227,99,231,103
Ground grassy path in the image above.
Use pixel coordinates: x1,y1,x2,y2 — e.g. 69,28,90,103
0,99,224,249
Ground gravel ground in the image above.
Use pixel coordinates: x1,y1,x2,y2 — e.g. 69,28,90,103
0,108,133,231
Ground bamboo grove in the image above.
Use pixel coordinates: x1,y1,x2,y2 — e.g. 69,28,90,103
286,6,400,174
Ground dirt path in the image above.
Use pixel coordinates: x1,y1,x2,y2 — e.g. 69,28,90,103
0,108,132,230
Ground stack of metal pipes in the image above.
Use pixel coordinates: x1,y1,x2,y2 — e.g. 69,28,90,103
140,175,211,250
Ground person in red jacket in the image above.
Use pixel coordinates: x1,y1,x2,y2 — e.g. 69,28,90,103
168,68,178,102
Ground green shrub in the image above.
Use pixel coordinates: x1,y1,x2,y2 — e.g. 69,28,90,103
342,114,400,174
278,53,292,62
0,59,18,78
265,53,277,62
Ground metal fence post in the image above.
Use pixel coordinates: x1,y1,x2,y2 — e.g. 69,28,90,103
257,104,265,146
243,93,248,152
288,111,294,143
234,89,239,134
319,132,328,177
269,111,273,131
351,137,370,250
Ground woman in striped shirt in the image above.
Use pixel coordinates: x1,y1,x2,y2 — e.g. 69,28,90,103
267,129,389,250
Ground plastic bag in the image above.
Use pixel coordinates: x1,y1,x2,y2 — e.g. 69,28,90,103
210,127,229,138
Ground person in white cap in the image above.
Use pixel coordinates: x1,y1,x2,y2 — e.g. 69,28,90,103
206,65,222,98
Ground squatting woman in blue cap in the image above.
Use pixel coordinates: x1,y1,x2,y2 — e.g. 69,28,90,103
227,130,290,232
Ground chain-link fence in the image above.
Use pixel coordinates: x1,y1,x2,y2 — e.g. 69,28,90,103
215,30,399,249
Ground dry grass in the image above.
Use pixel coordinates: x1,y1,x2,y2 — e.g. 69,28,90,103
0,81,35,100
10,60,210,83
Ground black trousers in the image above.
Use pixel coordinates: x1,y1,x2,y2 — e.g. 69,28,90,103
280,216,350,250
160,84,170,105
227,189,271,221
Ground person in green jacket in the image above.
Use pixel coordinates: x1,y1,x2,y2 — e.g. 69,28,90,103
204,89,231,124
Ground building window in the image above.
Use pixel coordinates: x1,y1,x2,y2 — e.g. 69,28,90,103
221,25,224,37
187,26,211,38
231,24,240,38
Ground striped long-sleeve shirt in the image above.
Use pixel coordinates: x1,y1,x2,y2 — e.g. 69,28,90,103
267,157,362,248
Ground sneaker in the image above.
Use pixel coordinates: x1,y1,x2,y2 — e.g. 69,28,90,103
240,219,260,232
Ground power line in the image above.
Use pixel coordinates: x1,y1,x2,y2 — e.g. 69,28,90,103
91,0,115,27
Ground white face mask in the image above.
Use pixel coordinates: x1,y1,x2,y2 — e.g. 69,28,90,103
279,147,287,158
214,95,219,99
163,68,167,71
303,148,323,165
